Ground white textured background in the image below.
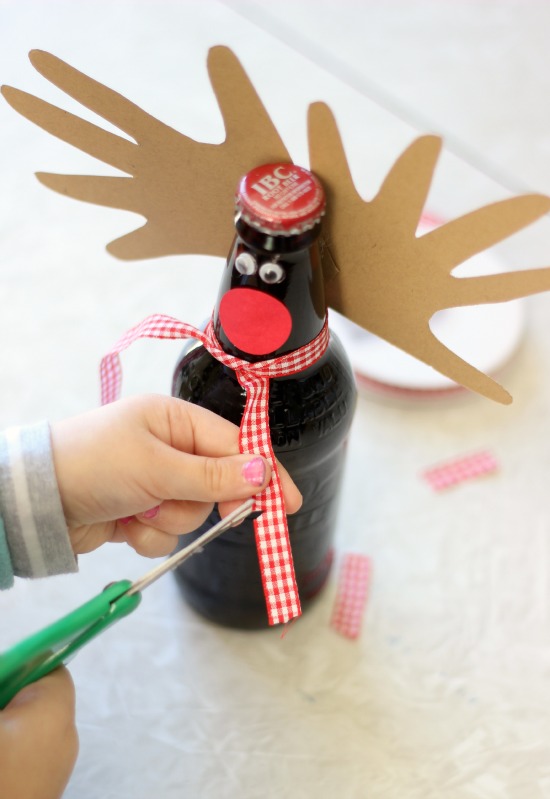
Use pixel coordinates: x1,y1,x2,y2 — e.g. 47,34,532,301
1,2,550,797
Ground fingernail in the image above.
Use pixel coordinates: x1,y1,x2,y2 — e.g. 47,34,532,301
142,506,160,520
119,517,133,525
242,457,266,487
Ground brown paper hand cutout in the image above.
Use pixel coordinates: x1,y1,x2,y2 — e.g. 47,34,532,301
3,46,550,403
308,103,550,403
1,47,290,259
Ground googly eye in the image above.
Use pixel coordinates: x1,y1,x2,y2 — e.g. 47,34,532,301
235,252,258,276
259,261,286,285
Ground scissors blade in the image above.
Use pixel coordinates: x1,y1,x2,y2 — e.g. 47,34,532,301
126,498,256,597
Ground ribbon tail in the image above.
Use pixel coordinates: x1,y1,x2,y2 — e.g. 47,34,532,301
99,314,207,405
100,352,122,405
238,374,302,625
253,490,302,626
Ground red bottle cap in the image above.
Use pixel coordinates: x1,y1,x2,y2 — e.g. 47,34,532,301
236,163,326,236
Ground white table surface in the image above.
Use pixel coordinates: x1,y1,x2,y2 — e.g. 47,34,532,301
1,3,550,797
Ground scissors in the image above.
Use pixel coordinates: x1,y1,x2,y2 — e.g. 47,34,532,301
0,499,255,709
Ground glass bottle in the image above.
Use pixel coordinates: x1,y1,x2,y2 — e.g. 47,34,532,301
172,163,357,628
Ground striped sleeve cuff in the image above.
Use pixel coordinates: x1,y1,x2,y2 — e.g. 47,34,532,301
0,516,14,589
0,422,77,579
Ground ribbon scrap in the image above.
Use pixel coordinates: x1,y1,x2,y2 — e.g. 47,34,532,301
331,553,372,639
421,450,499,492
101,314,329,626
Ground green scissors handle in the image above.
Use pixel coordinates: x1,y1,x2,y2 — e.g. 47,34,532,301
0,498,255,709
0,580,140,708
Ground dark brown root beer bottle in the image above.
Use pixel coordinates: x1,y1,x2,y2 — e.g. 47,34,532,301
172,163,357,628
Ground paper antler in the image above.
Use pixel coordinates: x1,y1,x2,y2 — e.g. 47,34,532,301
308,103,550,404
3,46,550,403
1,47,290,259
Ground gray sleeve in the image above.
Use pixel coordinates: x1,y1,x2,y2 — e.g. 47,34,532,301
0,422,77,579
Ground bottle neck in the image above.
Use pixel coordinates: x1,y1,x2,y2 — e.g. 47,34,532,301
234,216,322,253
213,219,327,362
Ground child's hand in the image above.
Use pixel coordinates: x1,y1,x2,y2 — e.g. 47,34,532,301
0,668,79,799
51,395,302,558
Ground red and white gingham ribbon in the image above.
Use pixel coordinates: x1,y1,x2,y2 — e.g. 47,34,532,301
331,553,372,639
100,314,329,625
421,450,499,491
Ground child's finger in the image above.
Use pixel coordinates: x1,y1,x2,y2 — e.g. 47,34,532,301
119,520,181,558
148,449,272,503
1,668,79,798
4,666,76,716
133,500,214,536
150,446,303,511
271,459,303,514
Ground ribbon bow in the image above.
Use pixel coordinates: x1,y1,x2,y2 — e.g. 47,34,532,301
100,314,330,625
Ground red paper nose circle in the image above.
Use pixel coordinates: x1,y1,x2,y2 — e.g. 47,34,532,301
219,288,292,356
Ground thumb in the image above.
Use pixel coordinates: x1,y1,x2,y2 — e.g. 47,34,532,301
5,667,76,716
156,449,273,503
